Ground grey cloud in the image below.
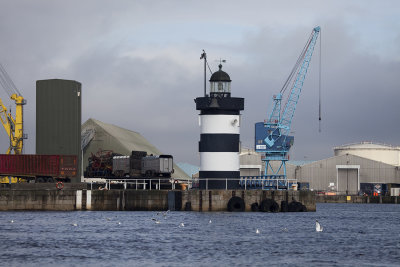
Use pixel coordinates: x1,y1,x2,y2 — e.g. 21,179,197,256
0,1,399,166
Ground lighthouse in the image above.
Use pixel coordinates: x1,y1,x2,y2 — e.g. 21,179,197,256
195,62,244,189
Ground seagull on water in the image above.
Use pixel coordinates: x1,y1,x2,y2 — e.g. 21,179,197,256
72,223,78,227
152,218,160,224
179,222,185,227
256,229,260,234
10,220,14,223
209,219,212,224
316,220,323,232
117,222,121,225
163,210,170,218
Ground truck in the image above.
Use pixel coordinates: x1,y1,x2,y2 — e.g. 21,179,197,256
111,151,174,178
0,154,78,183
141,154,174,178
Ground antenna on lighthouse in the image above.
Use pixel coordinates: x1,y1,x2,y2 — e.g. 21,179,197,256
200,50,206,97
200,50,213,97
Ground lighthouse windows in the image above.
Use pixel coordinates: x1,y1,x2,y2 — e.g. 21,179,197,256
218,82,223,91
210,81,231,96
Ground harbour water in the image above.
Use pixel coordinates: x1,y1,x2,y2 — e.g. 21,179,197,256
1,203,399,266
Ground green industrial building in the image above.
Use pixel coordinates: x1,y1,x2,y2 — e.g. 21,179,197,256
36,79,82,183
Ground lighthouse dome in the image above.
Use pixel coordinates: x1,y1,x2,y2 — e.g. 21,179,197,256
209,64,231,82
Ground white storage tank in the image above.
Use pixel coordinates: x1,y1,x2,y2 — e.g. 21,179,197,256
334,142,400,166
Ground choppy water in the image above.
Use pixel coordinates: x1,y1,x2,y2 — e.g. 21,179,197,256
1,203,399,266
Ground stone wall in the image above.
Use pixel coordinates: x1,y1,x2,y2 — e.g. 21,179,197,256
178,190,316,212
0,188,315,212
91,190,169,211
0,190,77,211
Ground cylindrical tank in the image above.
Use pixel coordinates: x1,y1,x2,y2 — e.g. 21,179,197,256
334,142,400,166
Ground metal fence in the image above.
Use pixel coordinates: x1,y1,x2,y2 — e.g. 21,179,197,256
87,178,192,191
86,177,299,191
239,177,298,190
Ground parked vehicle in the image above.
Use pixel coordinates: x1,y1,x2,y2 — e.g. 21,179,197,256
88,150,174,179
0,154,77,183
141,155,174,178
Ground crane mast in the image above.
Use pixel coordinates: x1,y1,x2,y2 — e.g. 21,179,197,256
0,62,26,154
255,26,320,188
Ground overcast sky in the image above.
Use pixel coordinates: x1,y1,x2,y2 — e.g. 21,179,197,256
0,0,399,165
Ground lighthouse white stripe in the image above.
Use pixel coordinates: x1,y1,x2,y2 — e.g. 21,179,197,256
200,115,240,134
200,152,240,171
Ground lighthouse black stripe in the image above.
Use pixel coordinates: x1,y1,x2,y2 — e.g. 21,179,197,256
200,110,241,115
199,134,239,152
199,171,241,189
199,171,240,178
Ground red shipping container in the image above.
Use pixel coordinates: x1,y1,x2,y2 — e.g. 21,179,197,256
0,154,77,180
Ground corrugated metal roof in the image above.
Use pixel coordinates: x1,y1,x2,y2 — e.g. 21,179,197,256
82,118,189,179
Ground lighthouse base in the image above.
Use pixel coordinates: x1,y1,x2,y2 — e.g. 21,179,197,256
199,171,241,190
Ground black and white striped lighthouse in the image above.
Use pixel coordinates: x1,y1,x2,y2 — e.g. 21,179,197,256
195,61,244,189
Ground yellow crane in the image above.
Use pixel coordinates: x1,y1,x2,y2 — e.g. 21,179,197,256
0,62,26,155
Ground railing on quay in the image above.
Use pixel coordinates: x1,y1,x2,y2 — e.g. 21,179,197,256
239,176,298,190
85,177,299,191
86,178,192,191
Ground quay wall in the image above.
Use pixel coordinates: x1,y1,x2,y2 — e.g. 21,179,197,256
0,186,316,212
177,189,315,212
316,195,400,204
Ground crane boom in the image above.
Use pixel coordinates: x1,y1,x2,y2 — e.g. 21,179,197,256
279,26,320,138
254,26,321,189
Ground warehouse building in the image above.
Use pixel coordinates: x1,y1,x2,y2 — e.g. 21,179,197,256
81,118,189,180
240,147,262,177
240,142,400,195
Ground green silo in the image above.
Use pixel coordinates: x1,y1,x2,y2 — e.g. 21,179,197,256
36,79,82,182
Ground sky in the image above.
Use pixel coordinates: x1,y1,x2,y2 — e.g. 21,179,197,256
0,0,399,166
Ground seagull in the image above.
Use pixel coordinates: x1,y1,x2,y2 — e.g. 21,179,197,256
163,210,170,218
209,219,212,224
152,218,160,224
281,227,288,232
72,223,78,227
117,222,121,225
106,217,111,221
10,220,14,223
179,222,185,227
256,229,260,234
316,220,323,232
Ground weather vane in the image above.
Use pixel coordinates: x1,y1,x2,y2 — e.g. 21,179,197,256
216,59,227,65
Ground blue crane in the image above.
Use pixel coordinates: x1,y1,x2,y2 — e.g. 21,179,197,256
254,26,320,189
